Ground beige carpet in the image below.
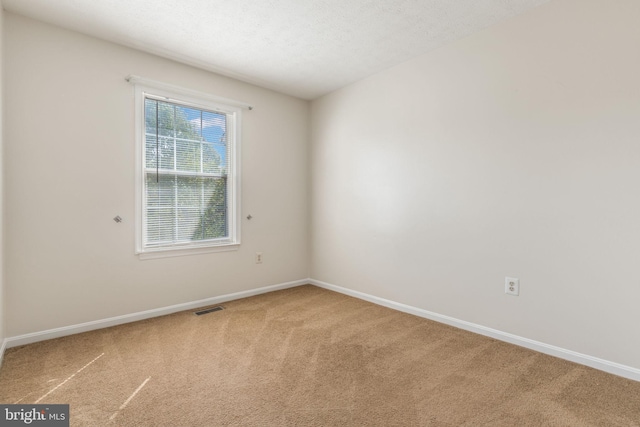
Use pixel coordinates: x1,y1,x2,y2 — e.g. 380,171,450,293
1,285,639,426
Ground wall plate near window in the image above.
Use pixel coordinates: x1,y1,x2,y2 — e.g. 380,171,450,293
129,76,249,259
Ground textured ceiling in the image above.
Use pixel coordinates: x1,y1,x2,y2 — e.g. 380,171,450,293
2,0,549,99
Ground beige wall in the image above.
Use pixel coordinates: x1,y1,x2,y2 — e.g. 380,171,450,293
310,0,640,369
4,13,309,336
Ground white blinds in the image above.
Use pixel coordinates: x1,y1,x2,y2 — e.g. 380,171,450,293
143,97,230,248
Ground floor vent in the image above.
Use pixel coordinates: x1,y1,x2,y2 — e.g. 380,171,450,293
194,306,225,316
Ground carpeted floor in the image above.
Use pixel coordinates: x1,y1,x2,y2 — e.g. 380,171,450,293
1,285,639,426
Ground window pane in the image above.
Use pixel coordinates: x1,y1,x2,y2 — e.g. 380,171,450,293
158,136,175,170
202,142,221,174
146,207,175,244
145,99,157,134
202,111,226,143
146,173,175,207
176,176,200,207
176,139,201,172
145,99,159,169
145,174,227,244
145,134,157,169
199,177,227,240
176,106,202,140
202,111,226,174
157,102,175,137
177,208,201,241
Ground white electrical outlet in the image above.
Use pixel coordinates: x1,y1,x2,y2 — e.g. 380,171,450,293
255,252,263,264
505,277,519,296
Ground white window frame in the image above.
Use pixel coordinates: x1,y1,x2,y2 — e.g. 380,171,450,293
131,77,243,259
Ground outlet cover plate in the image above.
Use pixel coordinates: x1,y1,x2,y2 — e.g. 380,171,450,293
505,277,519,296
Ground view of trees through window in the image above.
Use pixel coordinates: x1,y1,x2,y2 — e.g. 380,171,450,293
144,98,228,246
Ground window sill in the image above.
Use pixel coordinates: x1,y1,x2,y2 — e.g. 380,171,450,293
137,243,240,260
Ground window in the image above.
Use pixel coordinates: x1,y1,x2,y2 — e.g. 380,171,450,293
132,78,242,258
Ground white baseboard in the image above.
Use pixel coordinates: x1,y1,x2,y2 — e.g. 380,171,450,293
5,279,307,349
309,278,640,382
